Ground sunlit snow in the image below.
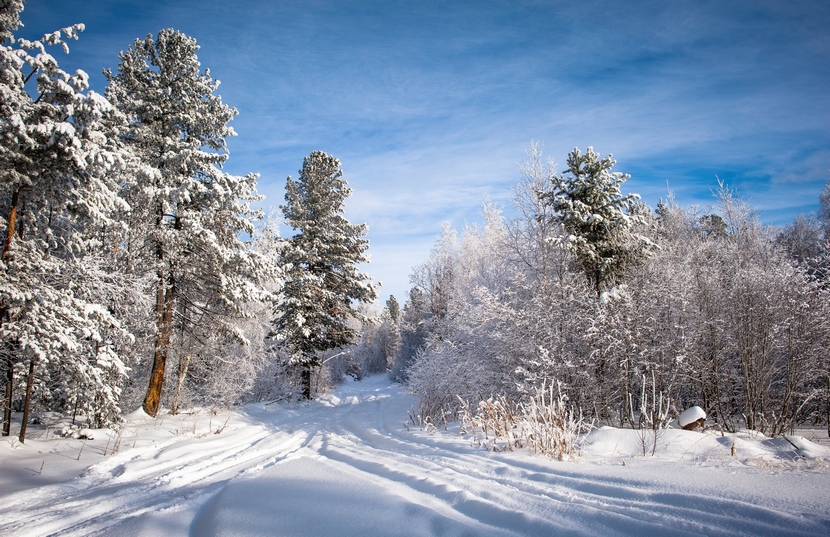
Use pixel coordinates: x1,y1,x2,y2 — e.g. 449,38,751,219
1,375,829,536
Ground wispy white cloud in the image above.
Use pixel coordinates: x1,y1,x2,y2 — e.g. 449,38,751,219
20,0,830,302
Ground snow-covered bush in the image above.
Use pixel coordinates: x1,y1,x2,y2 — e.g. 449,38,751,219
407,343,489,422
246,350,304,404
60,424,94,440
459,395,521,452
628,373,672,456
403,144,830,438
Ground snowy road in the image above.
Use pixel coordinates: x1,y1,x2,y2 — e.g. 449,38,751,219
2,375,830,536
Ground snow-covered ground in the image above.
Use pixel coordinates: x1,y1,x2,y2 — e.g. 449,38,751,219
2,375,829,536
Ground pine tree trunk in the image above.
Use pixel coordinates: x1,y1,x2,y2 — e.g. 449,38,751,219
2,189,24,437
2,358,12,436
301,363,312,399
170,354,191,415
1,187,20,262
143,275,175,417
18,357,35,443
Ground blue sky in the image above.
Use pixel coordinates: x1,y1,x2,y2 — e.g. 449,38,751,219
17,0,830,304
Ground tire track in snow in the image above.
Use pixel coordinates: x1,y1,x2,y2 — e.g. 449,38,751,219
1,419,317,536
313,381,829,537
3,377,829,536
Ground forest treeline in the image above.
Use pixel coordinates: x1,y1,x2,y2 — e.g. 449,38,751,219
379,144,830,436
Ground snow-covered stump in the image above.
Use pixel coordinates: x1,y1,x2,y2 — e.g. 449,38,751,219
678,406,706,431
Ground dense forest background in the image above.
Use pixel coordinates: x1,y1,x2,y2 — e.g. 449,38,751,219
392,144,830,438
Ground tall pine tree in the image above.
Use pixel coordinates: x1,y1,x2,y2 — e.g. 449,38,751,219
539,147,650,297
105,29,274,417
276,151,377,398
1,1,128,438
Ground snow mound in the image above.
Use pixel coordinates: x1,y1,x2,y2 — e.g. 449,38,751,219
579,426,830,466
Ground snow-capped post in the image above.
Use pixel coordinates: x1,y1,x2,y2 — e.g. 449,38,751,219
678,406,706,431
105,29,274,417
538,147,652,297
274,151,377,399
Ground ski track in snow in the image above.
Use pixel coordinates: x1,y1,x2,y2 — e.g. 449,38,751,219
2,376,830,536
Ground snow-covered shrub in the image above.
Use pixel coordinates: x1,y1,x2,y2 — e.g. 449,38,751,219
405,145,829,440
60,424,94,440
246,352,304,404
325,350,363,383
407,338,496,422
628,372,672,456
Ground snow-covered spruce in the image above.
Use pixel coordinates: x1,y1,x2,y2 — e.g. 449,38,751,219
274,151,377,399
538,146,653,297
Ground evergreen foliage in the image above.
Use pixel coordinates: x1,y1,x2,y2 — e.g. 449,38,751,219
386,295,401,323
104,28,276,417
1,1,128,438
276,151,377,398
539,147,651,296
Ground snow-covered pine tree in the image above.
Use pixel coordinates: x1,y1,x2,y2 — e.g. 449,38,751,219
377,295,402,368
105,29,277,417
386,295,401,323
276,151,377,399
1,1,129,439
539,147,651,297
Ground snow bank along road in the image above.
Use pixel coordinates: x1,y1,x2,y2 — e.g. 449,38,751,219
2,375,829,536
